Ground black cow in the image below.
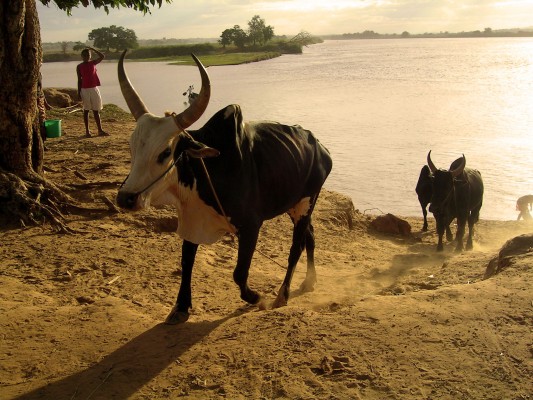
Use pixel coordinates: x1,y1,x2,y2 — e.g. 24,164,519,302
415,165,433,231
427,151,484,252
116,52,333,324
416,160,459,237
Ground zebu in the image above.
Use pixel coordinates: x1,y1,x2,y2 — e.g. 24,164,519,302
116,52,332,324
427,151,484,252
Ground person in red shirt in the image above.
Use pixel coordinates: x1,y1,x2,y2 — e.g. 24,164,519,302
77,47,109,137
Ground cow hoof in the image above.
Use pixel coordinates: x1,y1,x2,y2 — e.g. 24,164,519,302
272,300,287,309
241,289,261,305
299,278,316,293
257,297,268,310
436,245,444,252
272,295,288,309
165,306,189,325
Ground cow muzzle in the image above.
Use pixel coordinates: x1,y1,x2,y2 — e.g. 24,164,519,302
116,191,141,210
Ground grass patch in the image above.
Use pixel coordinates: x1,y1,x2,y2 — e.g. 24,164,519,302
44,50,282,66
145,52,282,66
47,104,132,123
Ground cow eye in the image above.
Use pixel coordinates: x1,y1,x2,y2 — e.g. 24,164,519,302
157,147,172,164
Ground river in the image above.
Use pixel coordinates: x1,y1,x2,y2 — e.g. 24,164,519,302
42,38,533,221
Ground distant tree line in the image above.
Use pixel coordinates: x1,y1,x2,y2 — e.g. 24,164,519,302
41,17,323,63
42,37,217,55
219,15,274,49
43,24,533,58
45,25,138,57
88,25,138,51
324,27,533,40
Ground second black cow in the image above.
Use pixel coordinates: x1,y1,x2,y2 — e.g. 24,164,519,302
427,151,484,252
415,165,433,231
416,158,461,238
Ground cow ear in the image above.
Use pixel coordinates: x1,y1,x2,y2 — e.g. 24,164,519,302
186,147,220,159
177,134,220,159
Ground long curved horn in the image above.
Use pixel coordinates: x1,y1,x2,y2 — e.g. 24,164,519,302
427,150,437,173
118,50,149,121
173,54,211,130
450,154,466,178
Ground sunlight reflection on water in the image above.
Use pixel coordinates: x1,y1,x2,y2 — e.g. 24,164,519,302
42,38,533,220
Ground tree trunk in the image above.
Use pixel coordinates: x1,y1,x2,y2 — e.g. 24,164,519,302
0,0,70,228
0,0,42,178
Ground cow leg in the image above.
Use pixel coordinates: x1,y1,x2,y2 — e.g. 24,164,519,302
465,217,474,250
466,207,481,250
435,217,445,251
436,234,444,251
445,224,453,242
233,225,262,306
455,215,467,252
273,215,311,308
299,223,316,293
422,206,428,231
165,240,198,325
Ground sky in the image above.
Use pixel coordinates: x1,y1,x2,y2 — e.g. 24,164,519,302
37,0,533,42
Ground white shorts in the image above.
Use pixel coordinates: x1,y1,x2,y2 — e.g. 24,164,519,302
80,87,103,111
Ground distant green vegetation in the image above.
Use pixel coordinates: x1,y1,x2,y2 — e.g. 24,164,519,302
323,27,533,40
42,36,322,65
219,15,274,50
88,25,138,52
168,52,281,66
42,14,321,66
127,43,218,59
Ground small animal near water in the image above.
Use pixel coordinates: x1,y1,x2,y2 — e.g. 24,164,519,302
427,151,484,252
116,51,333,324
182,85,198,105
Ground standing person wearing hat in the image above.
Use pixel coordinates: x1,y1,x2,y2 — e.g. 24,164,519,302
77,47,109,137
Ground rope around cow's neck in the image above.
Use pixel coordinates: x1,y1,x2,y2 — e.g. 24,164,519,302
441,176,467,210
172,114,237,235
119,115,236,235
118,156,181,195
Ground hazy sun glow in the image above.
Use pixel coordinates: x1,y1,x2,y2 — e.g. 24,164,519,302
257,0,369,13
37,0,533,42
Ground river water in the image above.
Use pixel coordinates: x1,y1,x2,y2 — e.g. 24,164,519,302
42,38,533,221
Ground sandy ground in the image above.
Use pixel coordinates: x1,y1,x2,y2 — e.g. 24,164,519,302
1,105,532,400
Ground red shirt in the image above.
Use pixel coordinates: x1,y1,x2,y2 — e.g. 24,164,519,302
78,61,101,88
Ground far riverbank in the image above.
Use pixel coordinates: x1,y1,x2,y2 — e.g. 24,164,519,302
42,37,323,65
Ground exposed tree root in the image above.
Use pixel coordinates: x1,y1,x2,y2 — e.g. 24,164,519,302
65,181,120,190
0,171,69,231
0,171,118,231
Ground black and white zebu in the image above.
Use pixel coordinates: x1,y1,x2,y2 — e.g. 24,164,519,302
116,52,332,324
427,151,484,252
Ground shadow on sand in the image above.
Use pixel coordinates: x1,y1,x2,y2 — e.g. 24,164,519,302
13,311,244,399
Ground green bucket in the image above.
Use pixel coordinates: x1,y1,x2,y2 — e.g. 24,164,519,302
45,119,62,138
